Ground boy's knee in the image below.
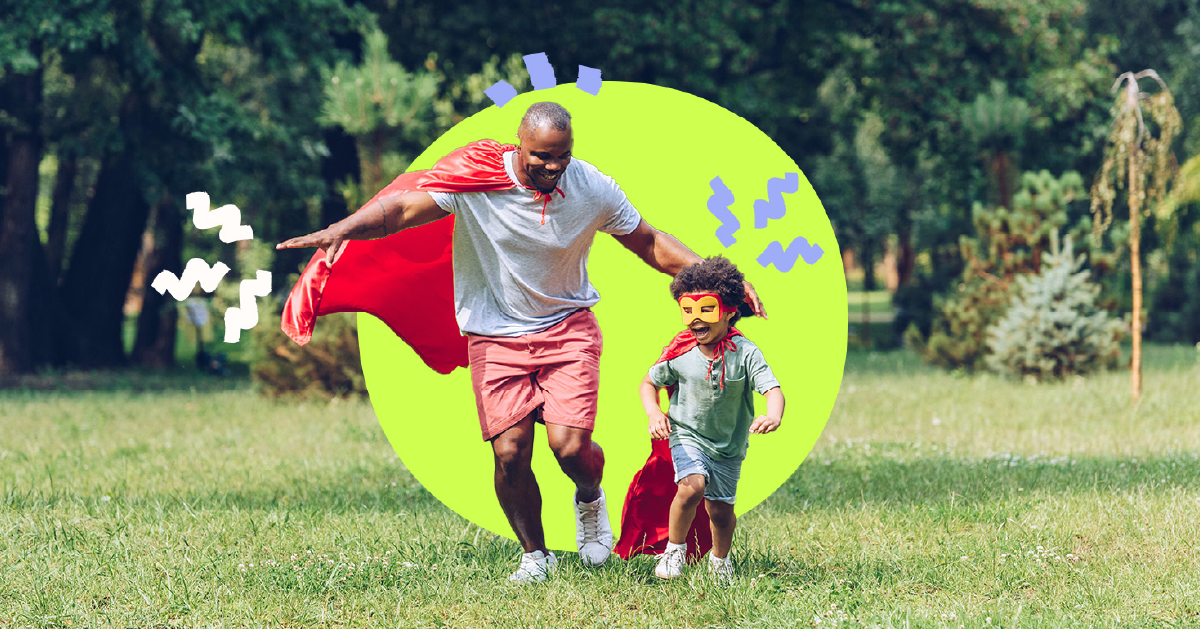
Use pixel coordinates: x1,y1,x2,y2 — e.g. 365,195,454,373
706,500,736,527
675,475,706,506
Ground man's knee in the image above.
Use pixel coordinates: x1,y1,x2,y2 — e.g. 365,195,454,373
492,427,534,482
549,430,595,463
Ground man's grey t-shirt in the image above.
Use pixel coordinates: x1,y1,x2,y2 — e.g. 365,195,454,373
647,337,780,461
428,151,642,336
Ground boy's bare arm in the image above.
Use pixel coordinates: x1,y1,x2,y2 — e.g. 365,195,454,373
640,375,671,440
276,190,447,265
749,387,785,434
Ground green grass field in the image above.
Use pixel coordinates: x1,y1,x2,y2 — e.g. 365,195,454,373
3,346,1200,628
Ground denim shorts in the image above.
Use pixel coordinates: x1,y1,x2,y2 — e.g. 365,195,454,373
670,443,743,505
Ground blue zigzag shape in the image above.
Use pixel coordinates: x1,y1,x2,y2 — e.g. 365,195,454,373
753,172,799,229
757,237,824,272
707,177,739,248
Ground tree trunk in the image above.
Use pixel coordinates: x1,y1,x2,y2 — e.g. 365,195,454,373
0,54,58,375
1129,151,1143,400
320,127,360,226
46,152,78,280
58,94,152,368
860,243,876,349
132,198,183,367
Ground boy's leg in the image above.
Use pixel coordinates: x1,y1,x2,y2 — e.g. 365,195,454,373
704,499,736,559
668,474,707,544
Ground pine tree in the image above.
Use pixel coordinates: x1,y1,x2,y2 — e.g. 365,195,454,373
986,235,1124,381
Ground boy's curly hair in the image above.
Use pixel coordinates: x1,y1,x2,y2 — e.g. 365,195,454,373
670,256,746,325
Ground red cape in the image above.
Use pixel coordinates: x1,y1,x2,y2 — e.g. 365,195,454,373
614,327,743,561
281,140,518,374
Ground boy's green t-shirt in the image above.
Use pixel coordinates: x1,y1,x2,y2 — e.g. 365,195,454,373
647,337,780,461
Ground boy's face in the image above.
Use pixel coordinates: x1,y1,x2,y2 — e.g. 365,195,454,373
679,292,736,345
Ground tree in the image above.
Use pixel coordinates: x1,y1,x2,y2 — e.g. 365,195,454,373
909,170,1101,371
986,234,1123,380
1090,70,1181,400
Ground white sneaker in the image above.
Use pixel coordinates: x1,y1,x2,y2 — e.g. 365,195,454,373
654,544,686,579
574,488,613,566
508,550,558,583
708,553,734,583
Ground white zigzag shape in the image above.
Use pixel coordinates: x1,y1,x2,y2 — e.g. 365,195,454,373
223,271,272,343
151,258,231,301
187,191,254,243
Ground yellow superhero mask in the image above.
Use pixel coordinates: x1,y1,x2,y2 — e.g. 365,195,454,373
679,293,736,325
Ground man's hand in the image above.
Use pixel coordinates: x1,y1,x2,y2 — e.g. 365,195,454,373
743,279,767,319
275,191,446,267
648,410,672,440
277,226,347,266
748,414,781,434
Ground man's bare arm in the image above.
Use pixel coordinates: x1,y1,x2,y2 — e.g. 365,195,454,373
612,219,768,318
611,218,702,277
276,191,447,265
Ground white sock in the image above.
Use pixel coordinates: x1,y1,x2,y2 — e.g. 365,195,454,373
666,542,686,553
710,553,729,563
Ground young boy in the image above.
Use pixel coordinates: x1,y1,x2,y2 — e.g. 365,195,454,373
639,256,785,580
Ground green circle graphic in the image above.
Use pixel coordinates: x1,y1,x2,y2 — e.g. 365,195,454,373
359,82,847,552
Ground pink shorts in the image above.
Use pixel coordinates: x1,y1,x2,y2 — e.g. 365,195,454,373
467,309,602,441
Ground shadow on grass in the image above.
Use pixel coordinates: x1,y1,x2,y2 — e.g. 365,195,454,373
0,365,254,393
762,450,1200,515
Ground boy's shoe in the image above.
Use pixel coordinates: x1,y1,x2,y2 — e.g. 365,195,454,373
508,550,558,583
575,488,613,566
654,544,686,579
708,553,734,583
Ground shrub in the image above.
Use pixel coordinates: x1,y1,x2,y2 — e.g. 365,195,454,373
986,235,1124,380
251,310,367,399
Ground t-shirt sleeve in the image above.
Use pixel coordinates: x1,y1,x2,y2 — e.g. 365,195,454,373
744,346,781,394
427,191,458,214
595,170,643,235
647,360,677,388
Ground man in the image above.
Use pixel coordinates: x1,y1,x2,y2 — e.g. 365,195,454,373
278,102,765,582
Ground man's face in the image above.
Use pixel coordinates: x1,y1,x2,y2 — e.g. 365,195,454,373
679,292,736,345
517,125,573,193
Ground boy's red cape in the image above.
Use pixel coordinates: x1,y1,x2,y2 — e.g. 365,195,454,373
281,140,520,374
613,327,743,561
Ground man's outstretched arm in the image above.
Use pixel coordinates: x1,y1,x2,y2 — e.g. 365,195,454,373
276,191,447,265
612,219,768,318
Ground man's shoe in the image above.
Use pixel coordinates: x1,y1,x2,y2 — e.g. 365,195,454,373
707,553,734,583
575,488,613,566
508,550,558,583
654,544,686,579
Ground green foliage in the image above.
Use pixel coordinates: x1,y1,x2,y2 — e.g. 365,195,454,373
909,170,1108,371
251,311,365,399
986,235,1124,380
320,30,440,139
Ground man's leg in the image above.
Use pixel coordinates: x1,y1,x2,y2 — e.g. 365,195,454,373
546,423,612,565
545,423,603,503
492,412,545,554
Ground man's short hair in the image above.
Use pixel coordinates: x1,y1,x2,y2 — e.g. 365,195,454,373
519,102,572,134
669,256,746,325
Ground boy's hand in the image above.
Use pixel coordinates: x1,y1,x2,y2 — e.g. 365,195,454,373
648,411,672,440
749,414,781,434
